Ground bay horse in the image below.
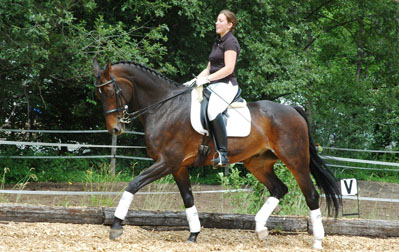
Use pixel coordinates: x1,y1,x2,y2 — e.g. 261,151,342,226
92,59,341,250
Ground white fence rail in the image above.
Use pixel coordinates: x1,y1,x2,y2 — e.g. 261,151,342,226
0,188,253,196
1,129,399,170
322,146,399,154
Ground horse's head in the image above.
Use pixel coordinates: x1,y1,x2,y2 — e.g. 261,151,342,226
92,59,133,135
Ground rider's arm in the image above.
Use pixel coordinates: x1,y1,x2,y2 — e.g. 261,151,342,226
197,62,211,77
207,50,237,82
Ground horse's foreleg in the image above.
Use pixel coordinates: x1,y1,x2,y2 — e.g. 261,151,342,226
110,160,172,240
173,167,200,243
255,196,279,240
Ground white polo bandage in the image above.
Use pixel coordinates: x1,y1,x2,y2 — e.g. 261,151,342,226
114,191,134,220
310,208,325,240
255,197,279,232
185,206,201,233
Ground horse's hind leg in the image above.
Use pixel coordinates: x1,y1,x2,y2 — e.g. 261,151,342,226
243,151,288,240
173,167,200,243
290,168,324,249
277,151,324,249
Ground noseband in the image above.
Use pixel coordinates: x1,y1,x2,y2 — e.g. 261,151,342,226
94,74,132,124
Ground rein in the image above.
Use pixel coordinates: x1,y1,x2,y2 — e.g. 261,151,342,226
125,88,192,121
95,74,191,124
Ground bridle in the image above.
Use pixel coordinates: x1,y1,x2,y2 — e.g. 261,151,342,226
94,74,132,124
95,74,192,124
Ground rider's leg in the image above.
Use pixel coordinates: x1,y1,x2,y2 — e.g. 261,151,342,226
207,82,238,168
209,114,229,167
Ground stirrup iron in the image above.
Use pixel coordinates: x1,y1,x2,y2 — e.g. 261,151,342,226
211,150,229,169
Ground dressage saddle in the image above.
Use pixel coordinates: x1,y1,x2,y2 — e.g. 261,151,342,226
200,87,244,132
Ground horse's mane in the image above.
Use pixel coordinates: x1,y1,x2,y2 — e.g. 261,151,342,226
113,61,179,86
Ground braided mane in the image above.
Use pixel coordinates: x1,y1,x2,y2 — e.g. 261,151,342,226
113,61,179,86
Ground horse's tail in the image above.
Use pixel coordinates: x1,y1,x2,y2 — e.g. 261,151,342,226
293,106,342,217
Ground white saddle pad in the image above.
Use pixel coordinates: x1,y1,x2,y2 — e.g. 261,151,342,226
190,89,251,137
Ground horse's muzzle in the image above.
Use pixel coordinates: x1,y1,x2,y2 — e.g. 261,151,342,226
110,122,125,136
112,127,124,135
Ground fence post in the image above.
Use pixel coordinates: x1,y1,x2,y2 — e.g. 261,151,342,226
110,134,117,176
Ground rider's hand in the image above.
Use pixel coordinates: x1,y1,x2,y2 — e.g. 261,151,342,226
196,76,210,87
183,78,196,87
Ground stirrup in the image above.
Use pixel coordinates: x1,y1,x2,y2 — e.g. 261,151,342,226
211,151,229,169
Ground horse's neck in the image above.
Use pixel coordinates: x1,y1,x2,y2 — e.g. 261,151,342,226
129,68,176,113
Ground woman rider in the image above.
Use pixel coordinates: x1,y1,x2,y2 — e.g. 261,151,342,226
184,10,240,168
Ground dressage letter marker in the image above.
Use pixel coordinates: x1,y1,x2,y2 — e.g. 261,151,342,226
340,178,360,217
341,178,358,196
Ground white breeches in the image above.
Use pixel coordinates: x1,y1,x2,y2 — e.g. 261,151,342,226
207,81,239,121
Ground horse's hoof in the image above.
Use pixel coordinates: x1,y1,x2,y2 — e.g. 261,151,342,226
312,239,323,250
186,232,199,243
256,228,269,240
109,228,123,240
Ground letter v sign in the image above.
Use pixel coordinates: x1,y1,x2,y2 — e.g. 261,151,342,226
340,178,358,196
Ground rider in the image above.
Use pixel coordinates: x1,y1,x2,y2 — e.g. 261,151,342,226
185,10,240,168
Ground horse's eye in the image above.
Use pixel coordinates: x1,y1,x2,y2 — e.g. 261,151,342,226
103,87,114,97
107,89,115,97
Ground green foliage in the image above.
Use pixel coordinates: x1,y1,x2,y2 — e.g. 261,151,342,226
81,164,126,207
273,163,309,216
0,147,104,183
0,0,175,133
293,0,399,150
219,164,267,214
1,0,398,184
219,163,308,216
189,166,226,185
0,166,37,203
0,167,10,202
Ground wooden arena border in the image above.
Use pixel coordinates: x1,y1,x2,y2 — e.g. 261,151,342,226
1,203,399,237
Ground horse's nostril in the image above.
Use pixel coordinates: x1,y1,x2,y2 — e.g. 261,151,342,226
112,128,120,134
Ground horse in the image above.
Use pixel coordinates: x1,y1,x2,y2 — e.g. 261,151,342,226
92,59,341,250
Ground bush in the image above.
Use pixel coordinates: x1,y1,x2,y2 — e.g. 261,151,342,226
219,162,310,216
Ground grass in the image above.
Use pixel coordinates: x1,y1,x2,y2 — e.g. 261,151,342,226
0,167,38,203
0,167,9,203
139,175,185,211
80,164,130,208
218,163,309,216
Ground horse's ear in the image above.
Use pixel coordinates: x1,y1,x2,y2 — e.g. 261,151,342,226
104,62,112,78
93,58,100,78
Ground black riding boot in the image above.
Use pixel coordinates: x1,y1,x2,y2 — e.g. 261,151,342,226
210,114,229,168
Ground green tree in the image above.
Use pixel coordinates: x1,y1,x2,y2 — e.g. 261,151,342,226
297,0,399,151
1,0,398,161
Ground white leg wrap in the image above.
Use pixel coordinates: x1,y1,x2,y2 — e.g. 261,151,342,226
114,191,134,220
185,206,201,233
255,197,279,233
310,208,324,250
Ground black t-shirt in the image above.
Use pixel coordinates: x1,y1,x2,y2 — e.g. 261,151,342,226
208,31,240,86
